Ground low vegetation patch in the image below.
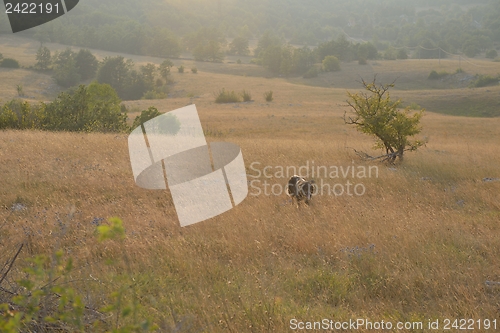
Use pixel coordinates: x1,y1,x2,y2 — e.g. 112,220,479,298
214,88,240,103
1,58,20,68
241,90,252,102
469,74,500,88
428,70,449,80
264,90,274,102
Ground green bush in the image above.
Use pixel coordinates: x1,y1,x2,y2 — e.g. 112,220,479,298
358,57,367,65
456,68,465,74
264,90,273,102
1,58,20,68
303,67,319,78
142,90,167,100
132,106,181,135
428,70,449,80
469,74,500,88
397,48,408,60
241,90,252,102
178,65,184,73
486,49,498,59
191,67,198,73
214,88,240,103
322,55,340,72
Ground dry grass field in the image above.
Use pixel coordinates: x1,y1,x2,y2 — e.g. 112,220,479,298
1,36,500,331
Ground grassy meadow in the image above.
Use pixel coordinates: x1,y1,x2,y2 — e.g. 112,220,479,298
1,35,500,331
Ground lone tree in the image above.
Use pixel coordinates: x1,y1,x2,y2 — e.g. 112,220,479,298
344,78,425,163
35,46,51,70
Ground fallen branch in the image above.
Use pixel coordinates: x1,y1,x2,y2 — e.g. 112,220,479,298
0,243,23,286
346,147,415,162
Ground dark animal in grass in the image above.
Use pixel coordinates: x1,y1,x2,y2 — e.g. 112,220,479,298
286,175,316,207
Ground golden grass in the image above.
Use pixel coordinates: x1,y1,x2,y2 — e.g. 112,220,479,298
1,35,500,331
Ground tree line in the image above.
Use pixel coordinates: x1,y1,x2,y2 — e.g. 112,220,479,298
35,47,174,100
7,0,496,60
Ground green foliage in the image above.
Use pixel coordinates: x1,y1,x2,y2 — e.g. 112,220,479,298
241,90,252,102
303,67,319,78
35,46,51,70
264,90,273,102
463,44,479,58
397,48,408,60
191,67,198,74
97,56,154,100
214,89,240,103
131,107,181,135
0,58,20,68
177,65,184,73
75,49,98,80
344,78,425,163
16,84,24,97
383,46,398,60
428,70,449,80
322,55,340,72
358,57,367,65
469,74,500,88
356,42,379,61
229,36,250,56
193,40,225,62
0,217,158,332
141,90,167,100
0,99,46,130
97,217,126,241
53,49,81,88
0,83,128,133
259,43,314,76
159,59,174,81
254,31,283,58
486,49,498,59
131,106,161,130
316,35,356,62
44,82,128,132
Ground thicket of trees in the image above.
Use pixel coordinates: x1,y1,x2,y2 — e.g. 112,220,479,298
0,82,128,132
33,47,172,100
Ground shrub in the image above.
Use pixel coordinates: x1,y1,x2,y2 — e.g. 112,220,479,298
322,56,340,72
358,57,367,65
237,59,242,64
486,49,498,59
132,106,161,130
407,102,422,110
397,48,408,60
241,90,252,102
1,58,20,68
191,67,198,73
456,68,465,74
177,65,184,73
428,70,449,80
264,90,273,102
142,90,167,100
469,74,499,88
303,67,319,78
214,88,240,103
131,106,180,135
